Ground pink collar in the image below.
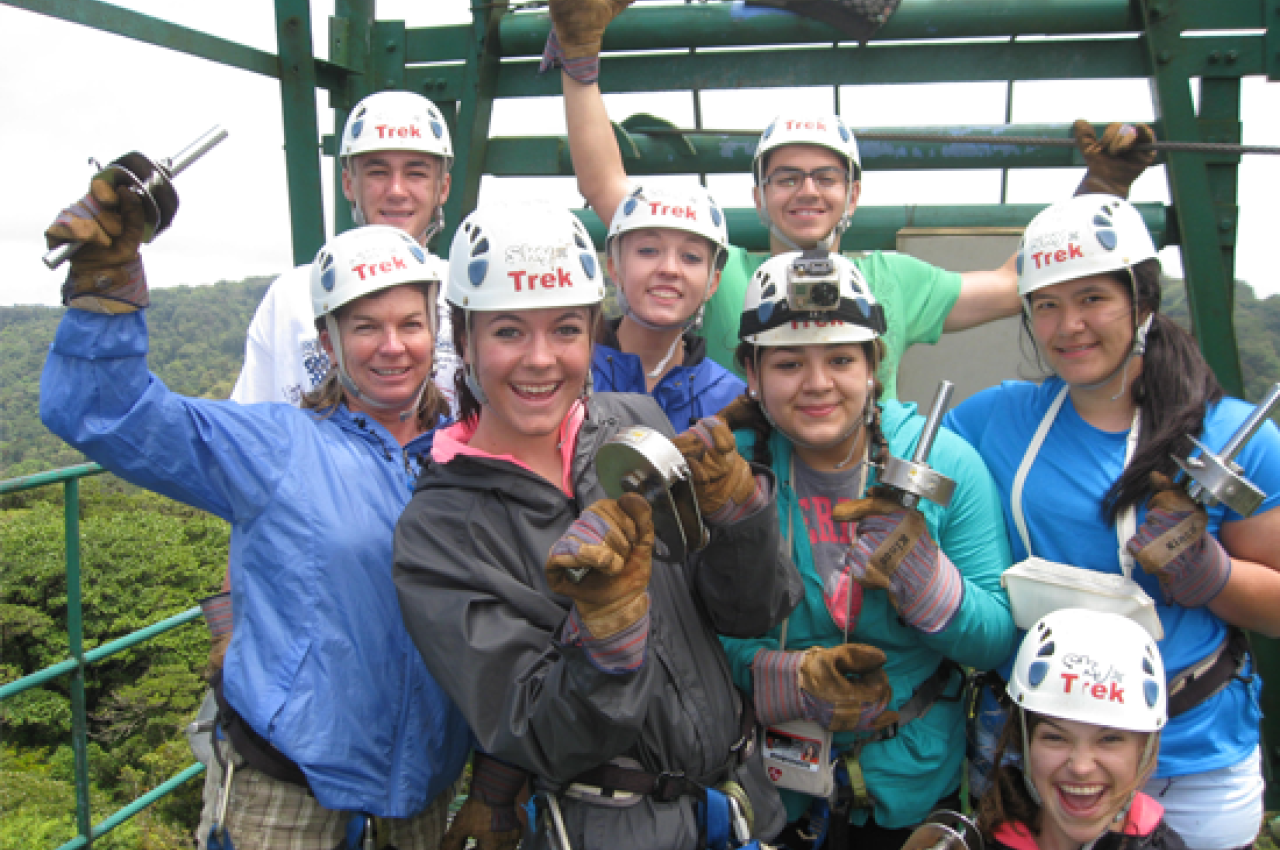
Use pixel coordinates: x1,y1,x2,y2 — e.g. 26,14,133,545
432,401,586,495
991,793,1165,848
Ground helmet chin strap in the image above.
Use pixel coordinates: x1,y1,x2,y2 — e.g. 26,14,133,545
1070,312,1154,401
325,314,430,423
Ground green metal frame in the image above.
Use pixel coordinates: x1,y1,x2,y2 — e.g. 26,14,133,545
0,464,206,850
4,0,1280,833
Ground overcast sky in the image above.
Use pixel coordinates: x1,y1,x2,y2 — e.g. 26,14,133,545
2,0,1276,308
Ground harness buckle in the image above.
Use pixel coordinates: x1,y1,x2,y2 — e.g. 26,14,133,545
653,770,688,802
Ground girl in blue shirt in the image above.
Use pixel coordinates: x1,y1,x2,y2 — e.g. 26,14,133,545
947,195,1280,850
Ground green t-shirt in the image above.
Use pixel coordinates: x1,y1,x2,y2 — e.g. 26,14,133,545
700,245,962,401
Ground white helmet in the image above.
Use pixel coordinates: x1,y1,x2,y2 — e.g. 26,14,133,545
311,224,445,413
312,225,444,321
606,183,730,331
740,251,885,347
1016,195,1157,301
1007,608,1166,733
446,204,605,312
606,183,730,268
754,113,861,252
447,205,604,405
340,91,453,169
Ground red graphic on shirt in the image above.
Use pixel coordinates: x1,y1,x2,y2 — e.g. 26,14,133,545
800,495,864,630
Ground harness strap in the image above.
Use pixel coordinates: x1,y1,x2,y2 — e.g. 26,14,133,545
1167,626,1250,718
211,671,312,792
860,658,963,745
567,695,757,803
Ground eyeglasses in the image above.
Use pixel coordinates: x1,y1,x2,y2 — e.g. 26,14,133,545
763,166,849,191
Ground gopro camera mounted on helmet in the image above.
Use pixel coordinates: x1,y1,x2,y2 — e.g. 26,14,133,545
788,250,841,311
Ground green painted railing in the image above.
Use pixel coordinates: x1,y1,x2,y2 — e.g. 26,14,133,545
0,464,206,850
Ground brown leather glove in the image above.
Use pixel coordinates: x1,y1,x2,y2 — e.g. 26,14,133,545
546,494,654,638
1072,119,1158,199
671,416,762,522
798,643,897,732
1126,472,1230,608
549,0,635,61
46,176,150,313
439,753,525,850
832,488,963,634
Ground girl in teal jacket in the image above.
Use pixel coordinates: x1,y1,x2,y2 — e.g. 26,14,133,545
719,251,1015,848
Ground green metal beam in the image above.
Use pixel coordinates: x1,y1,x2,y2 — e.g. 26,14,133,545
1269,0,1280,80
275,0,327,265
66,476,91,843
1140,0,1244,396
494,39,1167,98
329,0,375,235
497,0,1144,57
2,0,278,77
481,122,1183,177
570,203,1170,254
441,1,505,258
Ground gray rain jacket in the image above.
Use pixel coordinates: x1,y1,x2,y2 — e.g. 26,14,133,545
394,393,802,850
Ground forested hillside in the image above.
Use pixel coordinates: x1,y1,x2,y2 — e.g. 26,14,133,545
0,277,271,478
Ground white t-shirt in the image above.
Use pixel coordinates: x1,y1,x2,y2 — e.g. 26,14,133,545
230,263,461,412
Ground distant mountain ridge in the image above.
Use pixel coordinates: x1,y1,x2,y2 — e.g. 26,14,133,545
1,277,272,478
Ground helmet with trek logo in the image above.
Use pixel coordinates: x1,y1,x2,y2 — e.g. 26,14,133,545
340,91,453,171
1007,608,1166,732
1016,195,1157,301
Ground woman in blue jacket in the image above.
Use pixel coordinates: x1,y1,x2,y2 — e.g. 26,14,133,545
946,195,1280,849
589,183,745,430
719,252,1016,849
40,179,469,850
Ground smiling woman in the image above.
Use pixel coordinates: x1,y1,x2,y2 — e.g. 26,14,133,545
977,609,1183,850
393,202,802,850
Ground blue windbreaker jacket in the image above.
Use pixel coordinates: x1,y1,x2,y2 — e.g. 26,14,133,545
591,322,745,431
40,309,471,817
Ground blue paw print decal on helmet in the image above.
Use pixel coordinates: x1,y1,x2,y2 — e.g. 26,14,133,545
762,120,776,142
318,252,337,292
580,253,597,278
430,120,444,140
622,195,639,216
1142,648,1161,709
836,119,851,143
1093,207,1118,251
710,203,723,228
349,106,366,140
467,224,490,286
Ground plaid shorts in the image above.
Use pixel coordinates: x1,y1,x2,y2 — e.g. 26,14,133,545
200,738,462,850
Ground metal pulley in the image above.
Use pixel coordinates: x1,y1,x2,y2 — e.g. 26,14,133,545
44,125,229,269
877,380,956,509
899,809,983,850
593,426,708,570
1175,381,1280,517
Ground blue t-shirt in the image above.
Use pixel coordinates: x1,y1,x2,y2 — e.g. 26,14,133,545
947,377,1280,778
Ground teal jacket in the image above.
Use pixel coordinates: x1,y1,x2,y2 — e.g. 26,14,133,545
723,399,1015,829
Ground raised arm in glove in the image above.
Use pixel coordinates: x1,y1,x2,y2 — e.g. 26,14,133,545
440,751,526,850
45,176,150,313
1072,119,1158,199
832,488,964,634
541,0,636,84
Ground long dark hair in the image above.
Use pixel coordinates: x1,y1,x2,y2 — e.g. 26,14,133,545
975,709,1043,837
1020,259,1223,524
730,339,890,470
1102,259,1223,523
